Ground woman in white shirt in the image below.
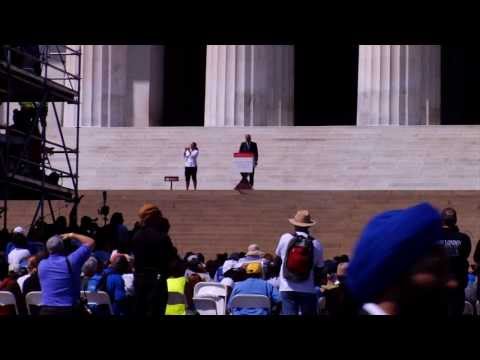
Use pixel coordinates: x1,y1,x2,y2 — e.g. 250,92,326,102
184,142,199,190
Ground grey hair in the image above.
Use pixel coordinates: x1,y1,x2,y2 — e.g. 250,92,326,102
46,235,65,254
82,256,98,275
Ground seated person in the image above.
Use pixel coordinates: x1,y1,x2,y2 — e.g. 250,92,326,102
228,262,281,315
324,262,349,317
238,244,270,276
212,253,228,282
265,256,282,289
185,254,211,282
18,255,43,294
7,230,31,274
103,255,129,316
220,259,238,288
86,259,105,292
81,256,98,291
0,257,26,316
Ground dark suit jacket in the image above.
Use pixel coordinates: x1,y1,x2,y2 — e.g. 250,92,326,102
239,141,259,163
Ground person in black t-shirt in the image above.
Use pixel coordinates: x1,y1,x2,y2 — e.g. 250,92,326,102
132,203,174,317
437,208,472,316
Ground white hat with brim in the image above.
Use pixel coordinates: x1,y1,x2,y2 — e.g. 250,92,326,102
288,210,317,227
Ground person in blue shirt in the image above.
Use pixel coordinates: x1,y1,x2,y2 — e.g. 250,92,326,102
38,232,95,317
229,262,281,315
104,254,129,316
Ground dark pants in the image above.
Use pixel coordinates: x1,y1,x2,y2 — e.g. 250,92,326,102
448,286,466,316
280,291,318,315
134,272,168,317
240,167,255,187
185,167,197,188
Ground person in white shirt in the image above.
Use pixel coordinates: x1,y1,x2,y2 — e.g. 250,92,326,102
8,231,31,273
275,210,324,315
184,142,199,190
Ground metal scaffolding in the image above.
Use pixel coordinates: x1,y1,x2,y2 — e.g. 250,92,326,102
0,45,81,230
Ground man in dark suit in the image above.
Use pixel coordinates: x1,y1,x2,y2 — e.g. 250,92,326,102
239,134,259,187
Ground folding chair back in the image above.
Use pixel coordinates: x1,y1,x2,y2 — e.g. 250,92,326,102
194,282,228,315
229,294,271,314
25,291,42,315
464,300,474,315
84,291,113,315
0,291,19,315
193,297,218,315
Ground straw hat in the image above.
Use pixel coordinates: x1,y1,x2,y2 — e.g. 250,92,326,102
288,210,316,227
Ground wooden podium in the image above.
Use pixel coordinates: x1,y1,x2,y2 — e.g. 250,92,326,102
233,152,254,190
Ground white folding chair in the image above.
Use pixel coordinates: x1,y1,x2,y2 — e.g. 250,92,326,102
317,296,327,315
0,291,19,315
84,291,114,315
463,301,474,315
193,297,219,315
193,282,228,315
25,291,42,315
229,294,271,315
465,279,477,305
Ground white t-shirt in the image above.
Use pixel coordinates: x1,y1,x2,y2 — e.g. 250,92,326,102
122,273,134,296
220,277,234,288
17,273,31,292
275,231,324,293
8,248,31,272
184,149,199,167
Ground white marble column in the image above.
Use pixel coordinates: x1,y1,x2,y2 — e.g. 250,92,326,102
204,45,294,127
71,45,164,128
357,45,441,126
62,45,81,128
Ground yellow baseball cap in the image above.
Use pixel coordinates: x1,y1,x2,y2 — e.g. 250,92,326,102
245,262,262,275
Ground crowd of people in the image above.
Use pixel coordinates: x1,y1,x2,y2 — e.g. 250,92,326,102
0,198,479,316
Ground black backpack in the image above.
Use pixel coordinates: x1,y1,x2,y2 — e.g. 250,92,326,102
283,233,314,282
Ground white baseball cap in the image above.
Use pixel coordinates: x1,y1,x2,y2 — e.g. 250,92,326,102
13,226,26,235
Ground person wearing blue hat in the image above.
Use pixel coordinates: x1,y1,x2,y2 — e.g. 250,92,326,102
346,202,455,316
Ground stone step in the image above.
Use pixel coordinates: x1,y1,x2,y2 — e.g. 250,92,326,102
6,190,480,261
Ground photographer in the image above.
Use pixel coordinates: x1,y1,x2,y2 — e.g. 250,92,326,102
38,232,95,317
184,142,199,191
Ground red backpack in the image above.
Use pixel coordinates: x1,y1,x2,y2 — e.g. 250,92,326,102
283,234,314,282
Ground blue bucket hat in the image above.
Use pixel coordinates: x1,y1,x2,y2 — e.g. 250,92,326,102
346,202,442,304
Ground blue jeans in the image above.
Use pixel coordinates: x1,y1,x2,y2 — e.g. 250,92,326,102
280,291,318,315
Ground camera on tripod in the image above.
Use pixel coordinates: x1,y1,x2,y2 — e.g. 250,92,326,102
98,191,110,225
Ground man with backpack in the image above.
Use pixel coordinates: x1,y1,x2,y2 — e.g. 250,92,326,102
275,210,324,315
